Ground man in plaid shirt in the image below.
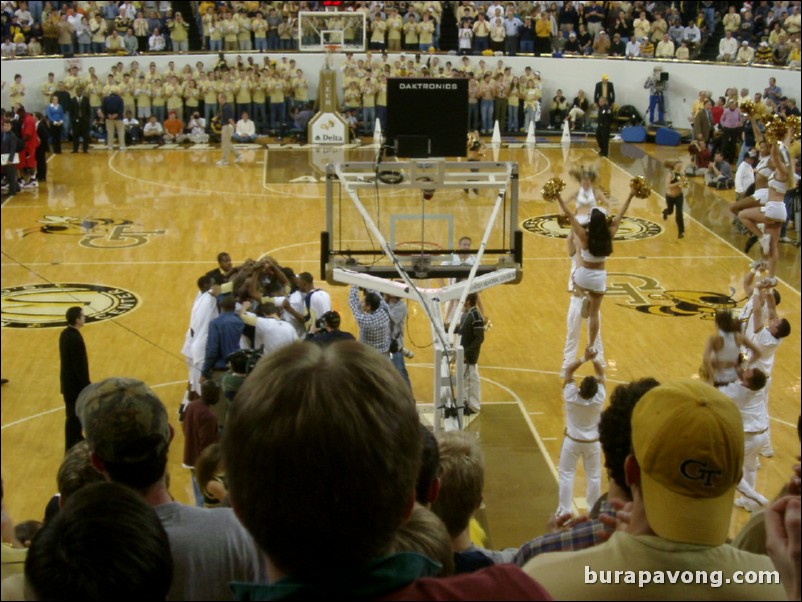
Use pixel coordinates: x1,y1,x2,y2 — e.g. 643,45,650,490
348,285,391,353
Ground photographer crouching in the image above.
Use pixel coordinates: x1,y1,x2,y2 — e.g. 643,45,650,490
305,311,355,346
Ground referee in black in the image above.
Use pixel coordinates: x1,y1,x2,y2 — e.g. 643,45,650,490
596,96,613,157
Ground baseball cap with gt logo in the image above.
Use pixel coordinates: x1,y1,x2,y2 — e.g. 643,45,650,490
631,379,743,546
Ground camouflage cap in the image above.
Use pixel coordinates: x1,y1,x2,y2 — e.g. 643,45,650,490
76,377,170,464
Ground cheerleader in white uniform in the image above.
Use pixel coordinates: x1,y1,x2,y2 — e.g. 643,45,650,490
557,189,634,354
738,126,793,286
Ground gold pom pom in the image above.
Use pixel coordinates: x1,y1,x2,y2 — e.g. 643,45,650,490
542,177,566,202
740,99,756,117
557,214,571,228
790,139,801,161
743,100,770,123
764,114,789,143
630,176,651,199
789,115,801,140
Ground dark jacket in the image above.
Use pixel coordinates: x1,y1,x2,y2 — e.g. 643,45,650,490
457,306,484,364
36,119,51,153
59,326,90,400
593,80,616,105
69,95,92,124
202,311,244,377
101,93,125,119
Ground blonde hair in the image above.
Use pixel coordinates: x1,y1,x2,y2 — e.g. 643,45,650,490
389,504,455,576
431,430,484,538
569,165,598,183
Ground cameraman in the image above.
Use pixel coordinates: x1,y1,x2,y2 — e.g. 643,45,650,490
644,66,667,125
306,311,355,346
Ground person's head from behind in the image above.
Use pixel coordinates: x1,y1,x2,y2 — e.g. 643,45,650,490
587,208,612,257
195,442,226,503
464,292,478,309
58,440,105,507
598,377,660,500
388,503,454,576
200,379,220,406
431,430,483,539
714,309,739,333
24,482,172,601
363,291,381,313
417,424,441,507
197,274,212,292
578,375,599,400
227,350,249,375
77,378,172,492
321,310,341,331
222,342,421,581
14,521,42,548
742,367,767,392
628,380,743,546
296,271,314,293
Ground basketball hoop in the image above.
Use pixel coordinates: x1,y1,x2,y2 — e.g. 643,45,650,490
323,44,340,69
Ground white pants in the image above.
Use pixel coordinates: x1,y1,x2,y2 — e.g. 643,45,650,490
738,430,769,501
463,363,481,411
561,293,604,377
568,107,586,125
187,357,202,396
557,437,601,515
757,379,773,451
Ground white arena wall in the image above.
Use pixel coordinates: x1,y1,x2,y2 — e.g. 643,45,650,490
2,53,800,126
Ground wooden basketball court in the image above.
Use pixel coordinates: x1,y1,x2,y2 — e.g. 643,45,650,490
1,138,799,546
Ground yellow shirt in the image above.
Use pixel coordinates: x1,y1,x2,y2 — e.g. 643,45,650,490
387,15,403,40
253,18,267,38
221,80,235,103
403,21,419,44
203,80,220,104
165,83,184,110
237,16,252,41
292,77,308,102
370,19,387,43
151,85,166,107
170,20,189,42
361,82,376,108
184,86,201,107
417,20,434,45
40,80,58,100
9,83,25,105
89,82,104,107
235,79,252,103
267,79,285,103
251,79,266,104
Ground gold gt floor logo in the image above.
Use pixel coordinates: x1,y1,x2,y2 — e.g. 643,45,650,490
522,215,662,240
20,215,165,249
1,284,139,328
606,274,743,319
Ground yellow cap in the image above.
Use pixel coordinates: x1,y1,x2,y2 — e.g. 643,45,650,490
631,380,743,546
602,74,609,80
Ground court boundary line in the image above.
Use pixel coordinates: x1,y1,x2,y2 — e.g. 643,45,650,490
603,153,801,297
